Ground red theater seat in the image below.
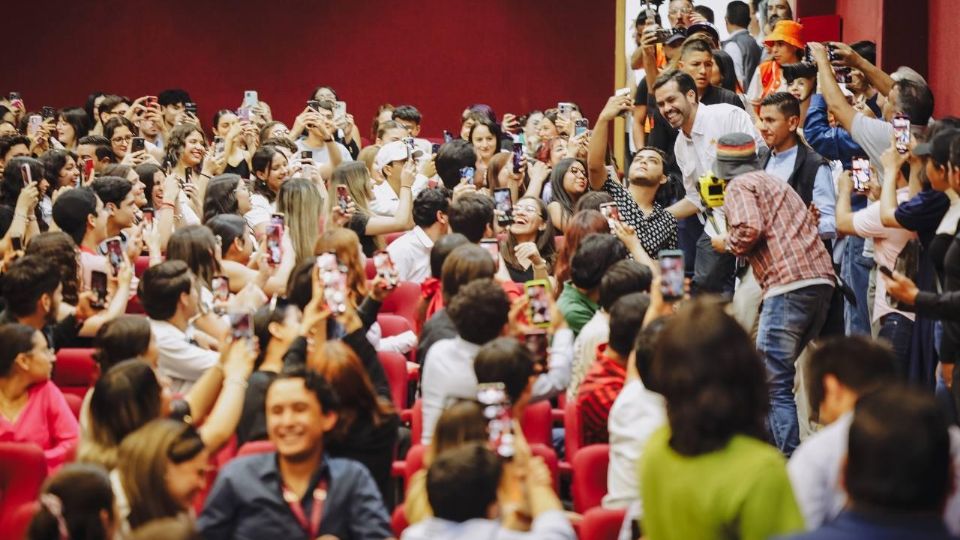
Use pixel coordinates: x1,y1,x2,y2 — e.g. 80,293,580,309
572,444,610,514
0,442,46,540
520,400,552,447
380,282,421,331
53,348,99,400
580,507,627,540
378,351,409,410
236,440,276,457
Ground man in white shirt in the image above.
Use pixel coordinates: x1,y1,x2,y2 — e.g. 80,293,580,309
788,336,960,535
294,101,352,169
401,443,575,540
138,260,219,394
654,70,764,294
371,141,429,216
386,188,450,284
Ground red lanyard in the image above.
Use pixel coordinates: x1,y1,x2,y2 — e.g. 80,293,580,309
282,479,328,538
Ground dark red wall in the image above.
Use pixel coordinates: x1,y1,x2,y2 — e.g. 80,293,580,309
2,0,615,138
929,0,960,117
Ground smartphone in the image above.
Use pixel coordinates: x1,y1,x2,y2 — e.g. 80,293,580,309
20,162,32,186
480,238,500,263
300,150,313,162
105,236,124,275
616,87,632,97
131,137,145,154
145,96,158,109
90,270,108,309
524,279,552,328
493,188,514,226
557,102,574,119
213,136,226,155
11,236,22,251
878,264,895,278
82,156,95,181
243,90,258,107
8,92,22,108
443,130,454,143
141,207,154,228
306,100,321,112
524,330,550,373
892,114,911,154
574,118,589,136
658,249,685,301
373,251,399,288
229,312,253,340
851,157,871,192
511,142,524,174
431,142,441,155
184,102,197,115
316,252,348,314
40,106,55,119
402,136,416,159
599,202,621,230
334,100,347,121
265,224,283,266
336,184,351,212
460,166,476,185
211,276,231,303
237,107,250,122
477,382,515,459
27,115,42,137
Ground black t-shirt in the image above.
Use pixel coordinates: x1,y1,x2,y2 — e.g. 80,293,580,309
636,83,745,177
347,212,378,258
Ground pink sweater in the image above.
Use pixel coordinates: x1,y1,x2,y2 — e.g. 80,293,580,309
0,381,79,474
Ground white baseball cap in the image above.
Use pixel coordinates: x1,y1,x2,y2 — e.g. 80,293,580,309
375,141,422,174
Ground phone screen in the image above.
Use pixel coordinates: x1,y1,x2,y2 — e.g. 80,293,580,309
336,185,351,211
443,130,453,143
512,142,524,173
852,158,871,192
460,166,475,185
480,239,500,263
214,137,226,155
893,115,911,153
141,208,154,228
212,276,230,303
20,163,32,186
91,271,108,308
373,251,399,287
525,281,552,328
106,237,123,275
574,118,588,136
316,253,348,313
11,236,22,251
229,312,253,340
477,383,515,458
266,224,283,265
524,331,550,372
658,250,685,301
599,202,621,230
82,157,95,179
493,188,514,225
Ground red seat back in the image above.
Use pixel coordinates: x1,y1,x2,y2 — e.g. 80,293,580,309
564,397,583,462
391,504,409,537
63,393,84,419
377,351,408,409
365,257,377,280
377,313,413,338
580,507,627,540
125,294,145,314
411,399,423,445
529,443,560,492
53,348,99,400
520,400,552,447
384,232,405,245
236,440,276,457
380,281,421,330
403,444,427,485
134,255,152,278
0,442,46,539
572,444,610,513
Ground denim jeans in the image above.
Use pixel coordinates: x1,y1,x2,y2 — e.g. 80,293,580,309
757,284,834,455
879,313,915,379
841,236,873,336
693,231,736,297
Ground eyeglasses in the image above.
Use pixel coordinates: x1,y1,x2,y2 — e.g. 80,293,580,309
112,135,133,144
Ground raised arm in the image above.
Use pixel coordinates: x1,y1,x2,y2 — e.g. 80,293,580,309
589,94,633,190
878,135,909,228
809,42,857,133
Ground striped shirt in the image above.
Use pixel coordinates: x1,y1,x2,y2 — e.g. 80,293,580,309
576,344,627,446
724,170,835,294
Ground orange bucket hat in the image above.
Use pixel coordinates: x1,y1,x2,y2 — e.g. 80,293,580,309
764,20,805,50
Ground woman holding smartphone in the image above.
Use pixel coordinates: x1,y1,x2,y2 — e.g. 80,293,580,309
212,109,255,180
497,196,556,284
246,145,289,235
55,107,90,151
326,161,413,257
103,117,138,162
546,158,589,233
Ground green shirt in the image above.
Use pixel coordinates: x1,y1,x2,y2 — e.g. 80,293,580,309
557,281,598,337
639,427,804,540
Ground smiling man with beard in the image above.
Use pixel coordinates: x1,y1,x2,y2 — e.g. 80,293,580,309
654,70,763,295
589,92,678,257
198,369,393,540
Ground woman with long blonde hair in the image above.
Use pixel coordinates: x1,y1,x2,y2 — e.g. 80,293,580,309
277,177,323,266
314,227,369,303
327,161,413,257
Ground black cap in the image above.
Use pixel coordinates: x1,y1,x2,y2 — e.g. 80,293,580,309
913,128,960,166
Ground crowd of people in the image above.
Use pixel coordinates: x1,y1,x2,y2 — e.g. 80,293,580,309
0,0,957,538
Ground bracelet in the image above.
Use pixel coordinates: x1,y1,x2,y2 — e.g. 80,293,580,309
400,185,412,190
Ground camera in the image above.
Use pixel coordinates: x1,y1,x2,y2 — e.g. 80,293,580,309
697,171,726,209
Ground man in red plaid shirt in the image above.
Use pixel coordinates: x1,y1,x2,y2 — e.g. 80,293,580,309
710,132,834,456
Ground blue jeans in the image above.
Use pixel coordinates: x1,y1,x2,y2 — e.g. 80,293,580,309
693,231,736,297
841,236,872,336
757,284,834,455
879,313,914,379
